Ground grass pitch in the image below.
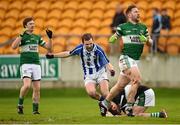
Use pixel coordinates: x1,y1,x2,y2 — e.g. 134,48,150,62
0,87,180,124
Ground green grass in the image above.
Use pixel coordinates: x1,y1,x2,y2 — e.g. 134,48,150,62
0,88,180,124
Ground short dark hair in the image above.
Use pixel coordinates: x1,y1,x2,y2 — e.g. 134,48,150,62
81,33,93,43
23,17,33,28
125,5,137,15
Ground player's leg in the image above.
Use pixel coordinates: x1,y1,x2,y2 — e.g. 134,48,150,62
107,74,130,102
99,80,109,98
132,106,166,118
99,74,130,116
136,88,167,118
18,78,32,114
123,63,141,116
133,106,147,116
17,64,32,114
126,66,141,103
32,80,40,114
97,68,110,99
31,64,41,114
85,82,101,100
136,108,168,118
133,88,167,118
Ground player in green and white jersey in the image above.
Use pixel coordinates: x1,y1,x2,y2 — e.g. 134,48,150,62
99,5,153,117
12,17,53,114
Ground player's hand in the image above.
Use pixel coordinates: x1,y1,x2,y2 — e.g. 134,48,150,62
110,70,115,77
46,53,54,59
139,34,147,43
46,29,53,39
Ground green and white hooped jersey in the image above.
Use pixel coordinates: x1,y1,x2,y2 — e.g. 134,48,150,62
116,22,149,60
19,33,45,65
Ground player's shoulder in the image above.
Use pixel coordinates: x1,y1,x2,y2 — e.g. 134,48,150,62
75,44,83,50
117,22,127,28
138,22,148,29
117,22,132,31
95,44,104,52
77,44,83,48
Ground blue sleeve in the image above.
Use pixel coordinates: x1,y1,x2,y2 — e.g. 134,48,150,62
69,44,83,56
97,46,109,65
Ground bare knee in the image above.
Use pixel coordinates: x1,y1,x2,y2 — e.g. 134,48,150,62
101,92,108,98
87,91,97,98
23,84,31,90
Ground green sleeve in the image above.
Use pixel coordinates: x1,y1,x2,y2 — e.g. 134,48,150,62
116,24,123,36
109,34,118,43
39,36,46,46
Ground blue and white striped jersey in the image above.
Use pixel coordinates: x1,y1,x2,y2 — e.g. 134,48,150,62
70,44,109,76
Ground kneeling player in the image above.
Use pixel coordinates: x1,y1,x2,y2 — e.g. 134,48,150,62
106,84,168,118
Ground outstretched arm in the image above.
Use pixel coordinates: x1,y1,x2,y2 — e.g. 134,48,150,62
54,51,71,58
46,51,71,59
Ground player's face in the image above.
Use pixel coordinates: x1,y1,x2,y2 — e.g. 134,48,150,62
84,38,94,51
26,20,35,32
130,8,140,22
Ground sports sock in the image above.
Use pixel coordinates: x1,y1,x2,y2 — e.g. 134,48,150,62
126,102,134,108
99,96,105,101
18,98,24,106
102,99,110,108
33,103,39,112
150,112,160,118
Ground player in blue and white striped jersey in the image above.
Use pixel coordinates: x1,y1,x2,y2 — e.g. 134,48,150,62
46,33,115,101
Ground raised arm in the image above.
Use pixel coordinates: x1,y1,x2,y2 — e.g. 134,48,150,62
11,37,22,49
42,29,53,52
12,29,26,49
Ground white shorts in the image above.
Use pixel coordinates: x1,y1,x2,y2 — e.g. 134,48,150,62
125,85,155,107
119,55,139,76
20,64,41,81
84,68,108,85
134,89,155,107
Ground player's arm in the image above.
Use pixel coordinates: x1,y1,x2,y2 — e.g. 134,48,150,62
43,39,52,51
139,27,152,46
109,33,119,44
42,29,53,52
46,51,71,59
11,37,22,49
106,63,115,76
98,47,115,76
146,35,153,46
109,25,122,44
11,28,26,49
46,45,82,59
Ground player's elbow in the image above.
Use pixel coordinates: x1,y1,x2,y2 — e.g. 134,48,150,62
11,44,17,49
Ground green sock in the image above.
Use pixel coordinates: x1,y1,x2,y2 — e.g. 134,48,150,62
18,98,24,105
33,103,39,112
151,112,160,118
127,102,134,108
103,99,110,108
